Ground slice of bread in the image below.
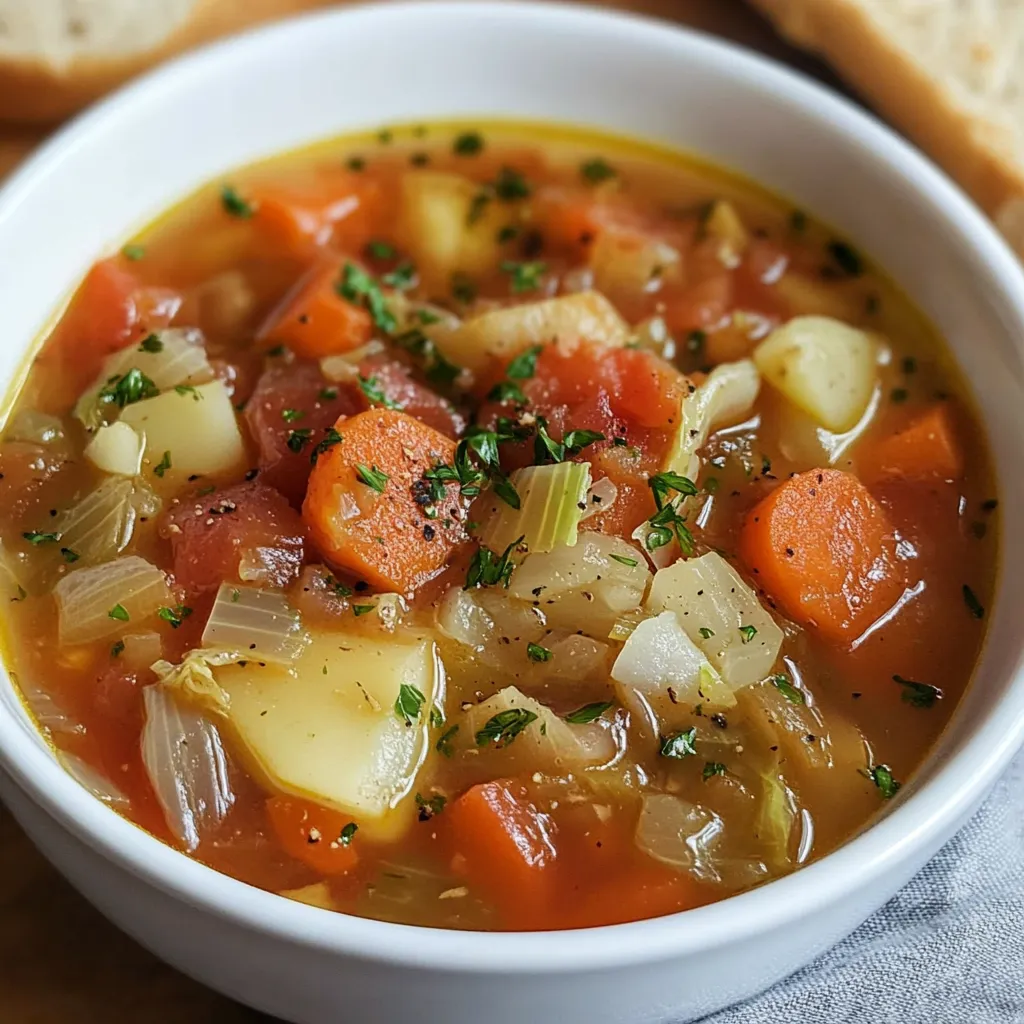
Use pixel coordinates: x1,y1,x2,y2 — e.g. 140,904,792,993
749,0,1024,255
0,0,333,123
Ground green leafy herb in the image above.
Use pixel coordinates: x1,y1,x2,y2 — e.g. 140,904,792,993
99,368,159,408
60,547,80,564
319,387,338,401
660,727,698,759
339,822,358,846
110,640,125,657
394,683,426,726
493,166,531,201
772,674,805,704
220,184,255,218
497,225,519,244
487,380,528,405
393,328,463,388
501,259,547,294
963,584,985,619
451,273,478,305
153,451,172,478
336,262,397,334
355,463,389,493
506,344,543,380
609,553,638,567
564,701,614,724
526,642,552,663
366,239,396,260
138,334,163,353
867,764,901,799
382,262,417,290
891,388,909,403
532,416,604,464
739,625,758,644
648,471,699,508
563,429,605,452
108,604,130,622
436,724,459,757
698,627,715,640
790,210,808,232
286,428,313,453
358,375,403,411
491,474,521,510
893,674,941,709
580,157,617,184
828,240,863,277
429,706,445,729
310,427,343,466
702,761,727,781
352,603,375,616
22,531,59,545
174,384,202,400
902,356,918,375
453,131,484,155
415,792,447,820
475,708,538,747
158,604,192,629
466,191,491,226
378,129,393,144
346,156,366,172
122,244,146,261
281,408,305,423
465,536,522,590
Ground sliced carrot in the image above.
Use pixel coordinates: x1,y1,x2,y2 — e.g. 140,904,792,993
266,795,359,876
258,261,372,359
302,409,467,592
446,780,557,926
863,405,964,483
606,347,688,429
251,171,383,254
739,468,905,641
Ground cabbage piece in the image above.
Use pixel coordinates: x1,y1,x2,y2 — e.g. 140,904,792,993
635,794,725,881
611,611,731,730
663,359,760,479
646,552,783,689
151,648,244,716
6,410,65,446
459,686,616,779
433,292,628,373
507,532,650,639
21,679,83,736
54,475,160,566
58,751,130,809
120,631,163,673
215,633,439,840
74,327,213,429
84,421,145,477
54,555,173,645
754,316,877,433
141,685,235,851
478,462,591,555
201,584,307,665
757,769,798,870
119,380,246,482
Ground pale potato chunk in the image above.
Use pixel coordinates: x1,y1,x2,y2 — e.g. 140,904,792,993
590,229,682,302
84,421,145,477
119,380,245,482
216,633,438,840
754,316,877,432
434,291,628,373
646,552,783,689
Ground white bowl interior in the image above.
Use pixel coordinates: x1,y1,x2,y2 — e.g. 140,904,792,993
0,0,1023,973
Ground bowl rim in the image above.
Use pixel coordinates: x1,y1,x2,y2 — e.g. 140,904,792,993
1,0,1024,975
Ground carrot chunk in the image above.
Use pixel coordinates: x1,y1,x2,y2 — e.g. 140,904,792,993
302,409,467,592
266,795,359,876
447,781,557,925
739,468,905,641
258,261,372,359
863,405,964,483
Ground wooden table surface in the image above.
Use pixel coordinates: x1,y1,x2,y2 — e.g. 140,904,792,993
0,2,831,1020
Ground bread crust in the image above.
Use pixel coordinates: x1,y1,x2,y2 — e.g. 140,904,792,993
750,0,1024,252
0,0,334,124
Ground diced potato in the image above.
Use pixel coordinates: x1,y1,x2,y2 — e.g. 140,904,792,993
612,611,729,729
119,380,246,482
398,171,506,294
434,291,628,373
754,316,877,433
458,685,615,779
773,272,862,323
84,421,145,477
216,632,438,840
663,359,760,478
703,200,749,268
590,228,682,302
646,552,783,689
508,532,650,639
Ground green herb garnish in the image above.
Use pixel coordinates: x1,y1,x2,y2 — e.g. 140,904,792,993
355,463,389,493
220,184,255,218
893,674,941,709
358,375,403,411
526,642,552,663
772,674,804,704
564,701,614,724
453,131,484,155
660,727,698,759
580,158,616,184
108,604,130,622
394,683,426,725
153,451,172,478
501,260,547,294
138,334,163,353
310,427,343,466
963,584,985,619
702,762,727,781
475,708,537,747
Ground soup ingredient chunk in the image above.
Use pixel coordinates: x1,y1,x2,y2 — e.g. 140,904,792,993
303,408,467,592
266,795,360,876
863,404,964,482
740,468,905,640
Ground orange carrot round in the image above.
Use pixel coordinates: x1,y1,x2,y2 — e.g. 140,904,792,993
266,795,359,876
863,404,964,483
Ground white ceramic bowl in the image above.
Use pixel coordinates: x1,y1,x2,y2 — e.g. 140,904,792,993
1,4,1023,1021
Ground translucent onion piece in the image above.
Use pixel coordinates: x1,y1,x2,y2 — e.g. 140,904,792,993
74,326,213,429
54,555,173,645
608,610,646,642
757,769,798,870
7,409,64,446
120,631,163,673
141,684,234,852
201,584,307,665
635,794,725,881
320,341,387,382
478,461,590,555
21,680,84,736
151,648,246,716
55,475,161,565
84,421,145,476
579,475,618,522
58,751,130,809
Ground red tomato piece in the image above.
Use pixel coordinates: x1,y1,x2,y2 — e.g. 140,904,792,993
358,354,466,438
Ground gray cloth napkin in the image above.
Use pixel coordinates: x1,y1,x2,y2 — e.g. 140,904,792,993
704,751,1024,1024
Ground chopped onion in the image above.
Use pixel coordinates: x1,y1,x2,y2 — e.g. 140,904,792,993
120,631,163,673
141,685,234,851
54,555,172,645
201,584,307,665
608,610,646,642
150,648,244,716
757,769,797,869
55,475,161,565
7,409,64,446
320,341,386,383
58,750,130,809
74,327,213,429
508,532,650,639
579,475,618,522
84,421,145,476
21,679,83,736
478,461,590,555
647,552,783,690
635,793,724,880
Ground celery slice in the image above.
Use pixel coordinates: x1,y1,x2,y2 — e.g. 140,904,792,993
478,461,591,555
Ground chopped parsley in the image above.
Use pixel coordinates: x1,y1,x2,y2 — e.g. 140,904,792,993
739,625,758,644
122,244,146,261
962,584,985,619
346,156,366,172
493,166,532,201
336,262,397,334
220,184,255,218
533,416,604,464
702,761,727,781
110,640,125,658
174,384,202,400
465,536,521,590
699,627,715,639
22,531,59,545
108,604,130,622
319,387,338,401
99,368,159,408
475,708,537,747
500,259,547,294
648,471,699,507
355,463,389,493
153,451,172,478
416,792,447,820
358,375,403,410
382,262,417,290
352,603,375,616
281,408,305,423
310,427,343,466
286,428,313,453
453,131,484,155
564,701,614,724
451,273,478,305
487,380,527,405
365,239,396,260
339,822,358,846
660,727,698,759
580,157,617,184
609,553,639,567
772,674,804,704
394,683,426,726
506,344,543,380
138,334,163,353
867,764,901,799
893,674,941,709
526,642,552,663
827,240,863,277
60,547,80,564
436,724,459,757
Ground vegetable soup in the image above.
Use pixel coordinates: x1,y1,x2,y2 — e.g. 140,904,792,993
0,122,996,930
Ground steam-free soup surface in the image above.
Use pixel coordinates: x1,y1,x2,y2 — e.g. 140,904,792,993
1,123,995,930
